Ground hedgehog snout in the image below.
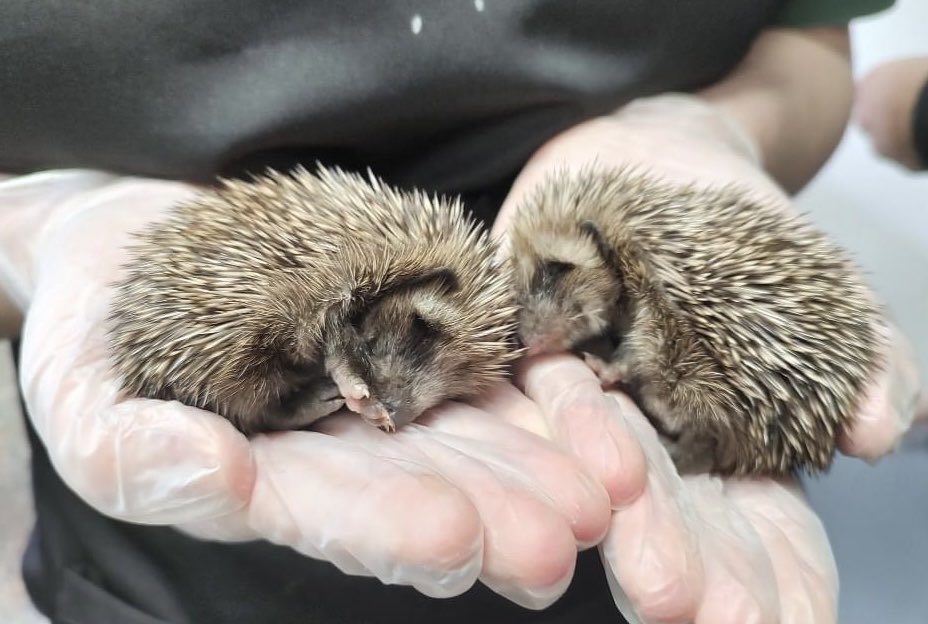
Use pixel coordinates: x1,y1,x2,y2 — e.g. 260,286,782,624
517,294,580,355
517,319,573,355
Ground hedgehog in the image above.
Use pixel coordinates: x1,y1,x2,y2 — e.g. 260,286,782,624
106,165,519,435
507,166,888,477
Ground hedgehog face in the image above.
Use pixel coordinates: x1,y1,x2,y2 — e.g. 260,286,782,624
352,274,470,427
513,225,621,355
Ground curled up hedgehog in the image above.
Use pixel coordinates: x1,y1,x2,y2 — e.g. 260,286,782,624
508,167,888,477
107,166,518,435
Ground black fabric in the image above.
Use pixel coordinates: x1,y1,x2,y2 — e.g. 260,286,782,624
5,1,792,622
2,1,783,196
912,75,928,170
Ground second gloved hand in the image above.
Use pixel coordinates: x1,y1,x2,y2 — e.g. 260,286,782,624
494,91,923,623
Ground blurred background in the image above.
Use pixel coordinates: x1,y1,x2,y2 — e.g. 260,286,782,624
1,1,926,622
797,1,928,623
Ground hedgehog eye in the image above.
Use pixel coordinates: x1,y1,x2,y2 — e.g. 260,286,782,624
346,300,372,327
579,221,618,270
410,312,442,340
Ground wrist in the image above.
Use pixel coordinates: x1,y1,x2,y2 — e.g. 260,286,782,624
0,170,123,312
494,92,785,238
615,92,763,168
0,171,200,317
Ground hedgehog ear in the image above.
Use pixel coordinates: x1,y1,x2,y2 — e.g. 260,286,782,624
342,267,460,326
385,267,460,297
579,221,619,272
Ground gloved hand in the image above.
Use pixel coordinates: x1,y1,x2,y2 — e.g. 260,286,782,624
493,92,925,623
0,169,646,609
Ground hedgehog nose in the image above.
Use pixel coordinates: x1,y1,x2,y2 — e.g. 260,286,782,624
524,343,546,357
522,330,568,356
519,329,557,355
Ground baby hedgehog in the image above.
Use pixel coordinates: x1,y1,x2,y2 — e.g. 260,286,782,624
509,167,887,477
107,166,518,435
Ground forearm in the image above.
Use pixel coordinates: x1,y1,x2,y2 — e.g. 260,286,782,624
698,26,854,194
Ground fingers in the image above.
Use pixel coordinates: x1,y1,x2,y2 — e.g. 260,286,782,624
515,353,648,508
20,326,256,523
317,401,613,609
598,397,837,624
19,317,256,523
726,480,839,624
599,398,704,623
839,323,922,461
412,393,612,548
467,378,552,439
599,436,837,624
246,426,484,599
21,264,254,524
688,477,779,624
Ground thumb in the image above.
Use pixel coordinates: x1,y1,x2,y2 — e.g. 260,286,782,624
20,260,256,523
13,172,253,524
838,323,923,461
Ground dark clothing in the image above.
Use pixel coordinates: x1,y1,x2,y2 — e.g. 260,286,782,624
2,1,785,196
775,0,894,26
913,77,928,169
1,1,894,622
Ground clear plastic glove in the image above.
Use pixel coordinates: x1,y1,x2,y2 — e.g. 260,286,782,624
493,93,925,623
0,169,644,609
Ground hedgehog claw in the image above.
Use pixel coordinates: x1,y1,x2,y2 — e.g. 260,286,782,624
375,415,396,433
360,403,395,433
339,392,395,433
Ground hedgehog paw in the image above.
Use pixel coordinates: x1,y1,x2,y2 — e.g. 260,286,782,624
271,381,346,430
335,389,396,433
329,365,370,402
356,401,396,433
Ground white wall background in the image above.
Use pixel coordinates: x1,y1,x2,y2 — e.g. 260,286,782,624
799,2,928,623
799,0,928,383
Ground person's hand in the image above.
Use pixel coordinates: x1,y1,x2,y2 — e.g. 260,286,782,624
854,57,928,171
0,169,636,609
492,93,924,623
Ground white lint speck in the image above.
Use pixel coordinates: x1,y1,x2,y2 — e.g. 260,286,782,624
474,0,485,11
410,14,423,35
